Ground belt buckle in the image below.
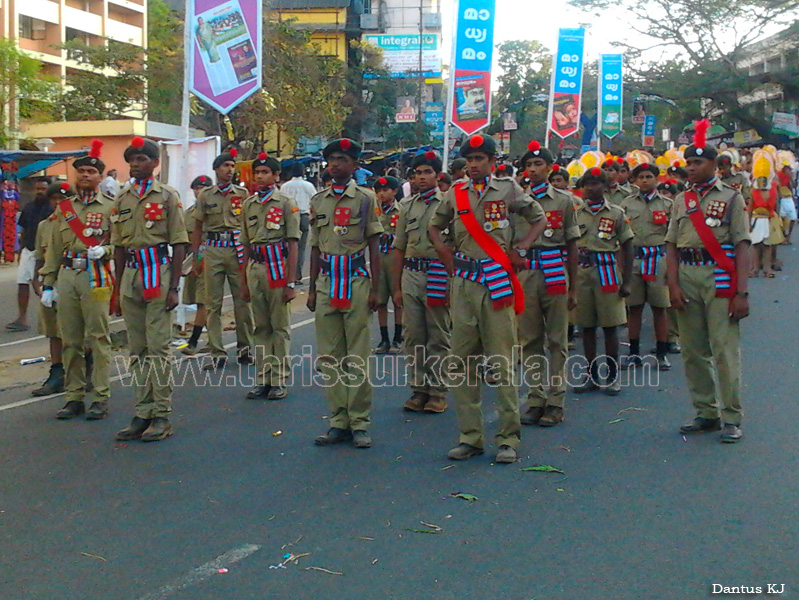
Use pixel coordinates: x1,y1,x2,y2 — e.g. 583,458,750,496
72,258,88,270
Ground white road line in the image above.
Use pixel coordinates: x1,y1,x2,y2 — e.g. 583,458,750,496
136,544,262,600
0,315,317,412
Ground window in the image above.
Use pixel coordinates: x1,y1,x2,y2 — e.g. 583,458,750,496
19,15,34,39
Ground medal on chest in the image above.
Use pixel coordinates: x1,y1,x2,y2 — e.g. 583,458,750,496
265,205,283,230
704,199,726,227
230,196,243,216
544,210,563,238
597,216,616,240
652,210,668,225
83,212,104,237
333,206,351,235
390,213,399,229
144,202,164,229
482,200,509,232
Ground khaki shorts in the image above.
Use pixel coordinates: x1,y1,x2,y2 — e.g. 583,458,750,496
37,302,60,338
377,251,396,306
182,270,207,305
626,257,670,308
575,265,627,328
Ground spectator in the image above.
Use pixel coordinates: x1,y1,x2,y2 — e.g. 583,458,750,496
280,163,317,284
99,169,119,197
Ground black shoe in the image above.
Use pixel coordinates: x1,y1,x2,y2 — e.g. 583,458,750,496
141,417,173,442
352,430,372,448
86,401,108,420
621,355,642,370
56,401,85,420
720,424,742,443
520,406,545,426
389,340,403,354
447,443,484,460
314,428,353,446
237,349,254,364
657,355,672,371
374,340,390,354
604,377,621,396
667,342,681,354
574,377,599,393
246,385,271,399
32,364,65,397
116,417,151,440
680,417,721,433
495,445,517,464
203,356,227,370
267,385,287,400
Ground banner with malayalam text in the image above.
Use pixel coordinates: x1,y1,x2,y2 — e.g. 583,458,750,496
548,28,585,139
189,0,262,114
599,54,623,139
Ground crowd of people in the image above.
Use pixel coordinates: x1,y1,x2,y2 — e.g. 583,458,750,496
4,121,789,459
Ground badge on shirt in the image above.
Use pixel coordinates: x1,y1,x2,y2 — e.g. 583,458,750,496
265,206,283,230
705,200,727,227
597,216,616,240
230,196,243,216
483,200,509,232
144,202,164,229
652,210,668,225
83,211,104,237
333,206,351,235
390,214,399,228
543,210,564,238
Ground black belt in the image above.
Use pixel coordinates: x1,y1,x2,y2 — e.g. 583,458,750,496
320,253,366,273
248,243,288,263
125,243,170,264
205,231,236,242
403,256,438,271
678,247,715,265
453,255,483,274
577,248,597,267
634,245,665,259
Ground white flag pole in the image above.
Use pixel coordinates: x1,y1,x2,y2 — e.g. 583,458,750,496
442,0,459,167
179,0,193,200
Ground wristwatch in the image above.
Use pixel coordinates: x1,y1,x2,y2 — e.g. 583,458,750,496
287,282,296,289
515,247,528,258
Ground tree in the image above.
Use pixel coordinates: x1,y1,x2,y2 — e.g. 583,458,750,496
570,0,799,141
147,0,184,125
0,40,58,146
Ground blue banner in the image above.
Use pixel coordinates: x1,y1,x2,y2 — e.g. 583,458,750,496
549,28,585,139
599,54,623,138
642,114,657,146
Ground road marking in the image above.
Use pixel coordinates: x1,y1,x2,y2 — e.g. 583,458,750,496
0,315,317,412
136,544,261,600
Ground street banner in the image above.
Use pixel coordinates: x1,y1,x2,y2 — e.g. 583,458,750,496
548,28,585,139
502,112,518,131
632,98,646,124
599,54,623,139
642,115,657,147
449,0,496,136
424,102,445,140
189,0,262,114
395,96,418,123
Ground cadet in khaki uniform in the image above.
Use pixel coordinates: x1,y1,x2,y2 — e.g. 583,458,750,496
31,182,64,397
308,139,383,449
430,135,546,464
392,151,451,414
40,141,115,420
374,175,403,354
192,149,254,368
515,141,579,428
666,127,750,443
573,167,634,396
112,137,188,442
718,155,751,201
181,175,213,355
619,162,673,371
603,158,639,205
240,153,300,400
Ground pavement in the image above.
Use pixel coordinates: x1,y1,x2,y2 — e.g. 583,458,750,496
2,248,799,599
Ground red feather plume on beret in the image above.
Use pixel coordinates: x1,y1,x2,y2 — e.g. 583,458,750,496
641,162,650,169
131,136,145,149
340,138,352,150
528,141,541,152
590,167,602,176
229,148,238,158
616,157,624,165
497,164,507,172
424,150,436,160
604,159,614,167
470,135,484,148
551,164,560,172
258,152,267,160
60,182,70,192
438,173,446,180
89,139,103,159
378,177,387,186
693,119,709,149
672,161,680,168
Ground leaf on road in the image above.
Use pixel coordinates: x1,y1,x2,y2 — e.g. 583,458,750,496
451,492,478,502
608,418,626,424
406,528,442,534
80,552,107,562
305,566,343,575
420,521,443,532
617,406,649,415
521,464,564,474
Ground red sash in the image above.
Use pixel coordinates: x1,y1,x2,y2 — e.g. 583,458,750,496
454,183,524,314
683,190,737,300
58,200,101,248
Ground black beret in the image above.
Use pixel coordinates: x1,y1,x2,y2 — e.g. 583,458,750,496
521,140,554,165
717,154,733,166
449,158,467,173
667,164,688,178
460,134,496,158
580,167,608,186
374,175,400,190
191,175,213,188
411,150,443,173
251,152,281,173
124,137,160,162
630,162,660,178
323,138,361,160
213,148,239,170
438,173,452,184
73,139,105,173
46,181,74,198
684,144,718,161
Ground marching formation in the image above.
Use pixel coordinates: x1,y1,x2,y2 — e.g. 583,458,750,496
26,118,792,461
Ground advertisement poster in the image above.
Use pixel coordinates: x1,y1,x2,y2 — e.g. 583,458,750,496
548,28,585,139
363,34,441,78
599,54,623,139
424,102,445,140
189,0,262,114
642,114,657,147
449,0,496,136
632,99,646,125
395,96,418,123
502,112,518,131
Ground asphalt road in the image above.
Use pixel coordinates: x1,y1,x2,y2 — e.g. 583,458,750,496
2,248,799,600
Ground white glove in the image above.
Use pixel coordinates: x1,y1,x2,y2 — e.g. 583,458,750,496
52,288,59,304
41,289,54,308
87,245,106,260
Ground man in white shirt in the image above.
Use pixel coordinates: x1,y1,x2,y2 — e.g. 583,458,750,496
280,164,316,283
99,169,119,197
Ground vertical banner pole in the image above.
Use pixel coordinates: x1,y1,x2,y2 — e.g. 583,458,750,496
180,0,193,201
442,0,458,167
597,57,602,153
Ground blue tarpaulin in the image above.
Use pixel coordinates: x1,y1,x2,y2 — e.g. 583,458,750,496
0,150,87,179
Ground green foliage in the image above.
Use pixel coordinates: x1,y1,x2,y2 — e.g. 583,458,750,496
147,0,184,124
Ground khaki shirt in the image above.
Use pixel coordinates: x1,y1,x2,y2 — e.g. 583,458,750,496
239,189,301,246
393,191,443,259
195,183,250,232
575,198,635,252
378,201,401,239
605,182,638,206
35,214,56,262
430,176,545,260
111,179,188,249
309,179,383,254
514,184,579,249
619,192,673,247
184,204,199,238
721,173,752,202
42,192,115,286
665,179,750,248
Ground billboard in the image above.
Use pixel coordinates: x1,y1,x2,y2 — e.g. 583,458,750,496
364,34,441,78
502,112,518,131
424,102,445,140
395,96,418,123
449,0,496,136
548,28,585,139
189,0,262,114
632,99,646,125
599,54,623,139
